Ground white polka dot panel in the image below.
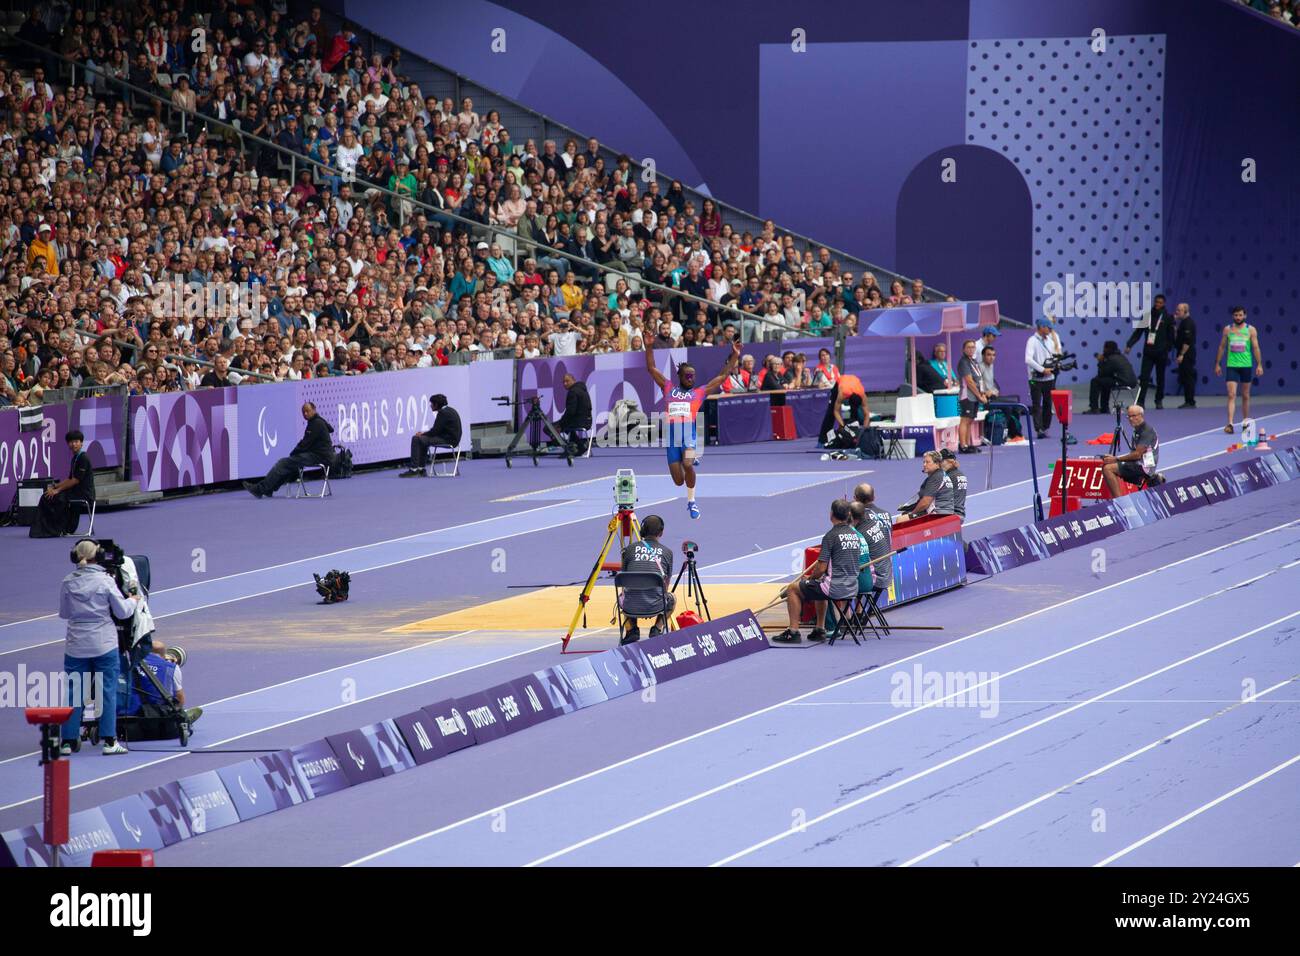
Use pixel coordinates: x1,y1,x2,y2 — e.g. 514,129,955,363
966,35,1164,363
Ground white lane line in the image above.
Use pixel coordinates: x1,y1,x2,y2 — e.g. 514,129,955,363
533,578,1300,868
342,518,1300,866
1094,753,1300,867
0,627,611,813
900,674,1300,866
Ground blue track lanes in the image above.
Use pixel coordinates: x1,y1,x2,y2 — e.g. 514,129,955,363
350,519,1300,867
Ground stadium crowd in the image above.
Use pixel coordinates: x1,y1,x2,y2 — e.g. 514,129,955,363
0,0,935,409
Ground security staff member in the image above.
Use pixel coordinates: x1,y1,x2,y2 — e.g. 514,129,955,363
400,394,463,476
59,539,137,755
1172,302,1198,408
1085,341,1138,413
31,430,96,538
244,402,335,496
1125,293,1171,409
618,514,675,644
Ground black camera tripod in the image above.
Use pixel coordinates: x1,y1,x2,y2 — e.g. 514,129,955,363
671,546,712,622
501,395,573,468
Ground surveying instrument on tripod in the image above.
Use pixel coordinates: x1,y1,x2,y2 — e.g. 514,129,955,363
562,469,641,652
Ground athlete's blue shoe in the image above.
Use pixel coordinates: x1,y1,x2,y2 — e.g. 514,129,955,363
687,500,700,520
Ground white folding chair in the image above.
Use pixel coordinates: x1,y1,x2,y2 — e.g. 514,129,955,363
291,464,332,498
66,499,97,536
425,445,462,477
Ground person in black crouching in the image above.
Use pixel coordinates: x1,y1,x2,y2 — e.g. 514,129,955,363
553,373,593,454
400,394,463,477
243,402,335,497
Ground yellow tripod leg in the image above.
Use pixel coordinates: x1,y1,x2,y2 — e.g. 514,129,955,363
562,516,619,650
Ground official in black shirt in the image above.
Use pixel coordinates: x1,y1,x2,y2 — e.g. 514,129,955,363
1172,302,1198,408
401,394,463,476
554,373,593,447
1086,341,1139,413
30,430,95,538
1102,405,1159,497
1125,294,1171,409
244,402,335,497
618,514,675,643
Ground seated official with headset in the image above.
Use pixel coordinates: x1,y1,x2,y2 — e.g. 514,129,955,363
400,394,463,477
618,514,675,644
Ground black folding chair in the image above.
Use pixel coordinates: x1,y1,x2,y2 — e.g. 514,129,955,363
860,587,891,638
826,592,866,646
613,570,671,642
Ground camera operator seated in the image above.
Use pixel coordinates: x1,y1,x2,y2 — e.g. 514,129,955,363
1102,405,1159,497
400,394,463,477
552,373,593,453
30,430,95,538
897,451,957,522
618,514,675,644
126,643,203,735
774,499,862,643
1085,341,1139,414
243,402,335,497
58,540,137,755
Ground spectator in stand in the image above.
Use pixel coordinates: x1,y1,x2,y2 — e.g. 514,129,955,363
783,352,812,390
811,348,840,389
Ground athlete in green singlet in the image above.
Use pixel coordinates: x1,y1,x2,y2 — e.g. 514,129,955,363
1214,306,1264,434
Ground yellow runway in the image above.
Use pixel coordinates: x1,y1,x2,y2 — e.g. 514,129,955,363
390,584,782,632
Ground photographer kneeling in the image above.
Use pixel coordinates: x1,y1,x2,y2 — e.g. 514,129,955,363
1085,341,1138,414
618,514,675,644
58,540,137,755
